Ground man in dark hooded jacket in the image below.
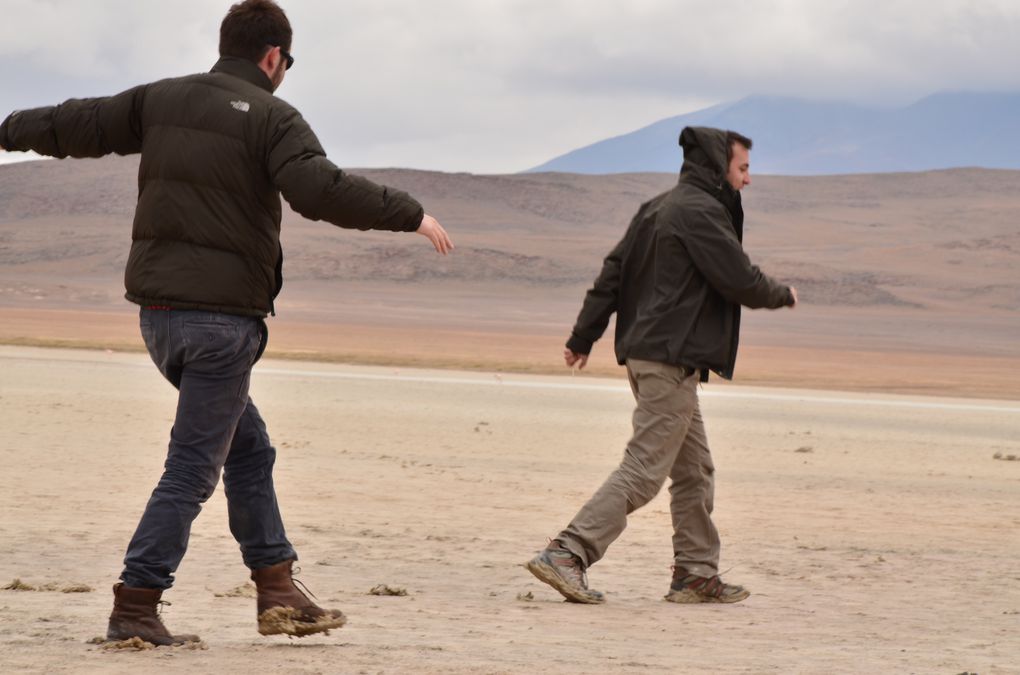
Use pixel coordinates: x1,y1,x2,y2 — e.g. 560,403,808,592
527,126,796,605
0,0,452,645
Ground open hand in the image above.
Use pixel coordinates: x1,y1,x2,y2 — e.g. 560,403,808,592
417,214,454,255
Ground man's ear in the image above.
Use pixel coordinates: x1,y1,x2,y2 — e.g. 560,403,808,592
256,46,280,80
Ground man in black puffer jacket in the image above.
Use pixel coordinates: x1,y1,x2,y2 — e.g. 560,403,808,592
527,127,796,606
0,0,452,644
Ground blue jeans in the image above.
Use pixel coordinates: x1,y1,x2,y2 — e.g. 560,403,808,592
121,309,296,589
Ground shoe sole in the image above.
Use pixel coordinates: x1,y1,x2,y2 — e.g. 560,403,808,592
664,588,750,604
102,634,201,648
525,559,605,604
257,607,347,637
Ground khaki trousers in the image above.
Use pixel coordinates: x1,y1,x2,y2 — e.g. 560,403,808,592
558,359,720,578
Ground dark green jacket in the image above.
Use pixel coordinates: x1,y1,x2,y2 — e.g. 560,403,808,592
566,126,794,380
0,57,424,316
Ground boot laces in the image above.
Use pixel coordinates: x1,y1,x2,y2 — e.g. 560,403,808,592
290,566,318,601
670,565,736,595
552,550,589,589
670,564,733,579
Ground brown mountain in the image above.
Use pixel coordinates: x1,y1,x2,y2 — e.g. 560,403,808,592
1,155,1018,398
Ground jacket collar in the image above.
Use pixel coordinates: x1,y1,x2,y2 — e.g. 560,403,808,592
210,56,274,93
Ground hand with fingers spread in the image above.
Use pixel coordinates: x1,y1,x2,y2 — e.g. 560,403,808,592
417,214,454,255
564,348,588,370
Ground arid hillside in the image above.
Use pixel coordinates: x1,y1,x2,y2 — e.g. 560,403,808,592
1,156,1017,397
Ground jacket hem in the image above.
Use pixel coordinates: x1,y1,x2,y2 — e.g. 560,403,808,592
125,294,268,318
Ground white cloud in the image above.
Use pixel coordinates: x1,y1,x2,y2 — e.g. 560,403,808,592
1,0,1018,172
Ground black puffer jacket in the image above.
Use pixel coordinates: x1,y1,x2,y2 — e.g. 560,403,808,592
566,126,793,380
0,57,424,316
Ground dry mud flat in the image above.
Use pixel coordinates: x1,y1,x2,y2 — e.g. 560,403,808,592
0,346,1018,674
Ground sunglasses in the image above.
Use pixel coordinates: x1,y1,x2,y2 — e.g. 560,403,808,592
269,44,294,70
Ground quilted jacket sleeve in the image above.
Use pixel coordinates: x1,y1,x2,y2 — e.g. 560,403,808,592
267,105,423,233
0,86,146,158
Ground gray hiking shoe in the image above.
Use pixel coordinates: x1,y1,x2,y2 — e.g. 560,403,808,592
664,566,750,604
525,541,605,604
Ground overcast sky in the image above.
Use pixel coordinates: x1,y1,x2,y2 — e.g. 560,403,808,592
1,0,1018,172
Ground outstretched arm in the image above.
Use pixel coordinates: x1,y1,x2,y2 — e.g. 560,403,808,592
268,107,452,253
0,86,146,159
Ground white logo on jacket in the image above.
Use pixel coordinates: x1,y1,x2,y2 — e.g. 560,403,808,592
230,100,251,112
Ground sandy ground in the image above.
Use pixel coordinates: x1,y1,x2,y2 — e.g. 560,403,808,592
0,345,1018,674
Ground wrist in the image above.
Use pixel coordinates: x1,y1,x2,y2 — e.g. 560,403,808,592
0,112,18,151
565,333,593,356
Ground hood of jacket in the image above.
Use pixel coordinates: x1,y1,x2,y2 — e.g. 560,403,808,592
677,126,738,200
678,125,743,237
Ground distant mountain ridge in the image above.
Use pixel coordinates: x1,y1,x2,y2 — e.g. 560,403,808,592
528,92,1020,175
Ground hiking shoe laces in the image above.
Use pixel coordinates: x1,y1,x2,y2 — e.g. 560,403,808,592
665,566,750,604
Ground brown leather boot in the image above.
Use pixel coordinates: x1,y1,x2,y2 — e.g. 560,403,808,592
251,560,346,637
106,583,201,646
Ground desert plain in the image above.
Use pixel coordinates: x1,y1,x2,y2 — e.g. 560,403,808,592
0,157,1019,673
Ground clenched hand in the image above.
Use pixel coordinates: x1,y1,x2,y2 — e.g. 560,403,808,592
564,348,588,370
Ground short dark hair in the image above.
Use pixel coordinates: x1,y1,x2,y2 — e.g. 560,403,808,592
219,0,292,64
725,130,753,162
